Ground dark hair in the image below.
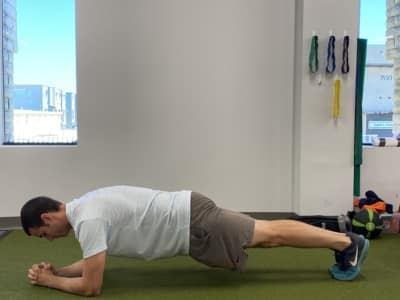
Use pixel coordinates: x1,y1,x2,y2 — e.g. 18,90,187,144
20,196,62,236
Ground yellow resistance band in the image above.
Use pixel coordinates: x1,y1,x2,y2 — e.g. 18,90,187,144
333,78,341,119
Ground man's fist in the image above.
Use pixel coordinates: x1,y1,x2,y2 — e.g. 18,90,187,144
38,262,55,273
28,262,55,285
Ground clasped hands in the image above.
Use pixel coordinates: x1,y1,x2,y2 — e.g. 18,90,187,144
27,262,56,286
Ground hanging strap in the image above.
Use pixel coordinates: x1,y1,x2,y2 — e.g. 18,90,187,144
309,35,319,73
326,35,336,73
333,78,341,119
341,35,350,74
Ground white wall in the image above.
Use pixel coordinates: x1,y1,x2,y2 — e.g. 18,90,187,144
0,0,296,216
0,0,374,218
293,0,360,215
361,147,400,211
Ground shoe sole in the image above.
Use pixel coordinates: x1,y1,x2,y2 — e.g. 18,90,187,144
358,238,369,267
328,236,370,281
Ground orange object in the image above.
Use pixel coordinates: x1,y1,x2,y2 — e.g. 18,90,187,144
361,201,387,214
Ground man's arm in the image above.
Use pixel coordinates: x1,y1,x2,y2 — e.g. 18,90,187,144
29,251,106,297
32,260,85,278
54,259,85,277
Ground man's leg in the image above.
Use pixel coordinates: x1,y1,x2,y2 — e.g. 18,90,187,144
246,219,369,281
247,219,350,251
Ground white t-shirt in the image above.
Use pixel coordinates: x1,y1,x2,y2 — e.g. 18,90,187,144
65,186,191,260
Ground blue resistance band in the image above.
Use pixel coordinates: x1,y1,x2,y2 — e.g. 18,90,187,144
326,35,336,73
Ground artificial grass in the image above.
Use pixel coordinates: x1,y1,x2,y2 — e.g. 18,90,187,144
1,230,399,299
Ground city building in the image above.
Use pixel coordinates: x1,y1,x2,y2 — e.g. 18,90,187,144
13,84,77,130
363,44,394,143
2,0,17,142
65,92,77,129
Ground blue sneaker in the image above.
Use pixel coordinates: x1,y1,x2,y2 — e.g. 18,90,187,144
328,232,370,281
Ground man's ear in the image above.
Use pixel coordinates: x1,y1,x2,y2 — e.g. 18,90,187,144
40,212,52,225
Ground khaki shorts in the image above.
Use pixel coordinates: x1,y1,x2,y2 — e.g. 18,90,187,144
189,192,255,272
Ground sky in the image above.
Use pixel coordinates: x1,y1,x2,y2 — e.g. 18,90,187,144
13,0,76,93
359,0,387,45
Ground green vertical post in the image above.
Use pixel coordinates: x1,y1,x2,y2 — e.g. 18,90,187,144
354,39,367,197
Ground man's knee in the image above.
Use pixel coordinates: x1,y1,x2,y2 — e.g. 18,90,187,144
248,220,282,248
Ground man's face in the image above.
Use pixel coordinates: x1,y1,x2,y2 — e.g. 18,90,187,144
29,215,70,241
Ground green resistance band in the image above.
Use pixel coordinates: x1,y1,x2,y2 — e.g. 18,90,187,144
309,35,319,73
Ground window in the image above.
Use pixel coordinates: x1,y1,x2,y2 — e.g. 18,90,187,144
2,0,77,145
360,0,393,144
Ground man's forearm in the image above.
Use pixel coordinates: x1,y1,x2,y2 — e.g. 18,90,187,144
55,259,84,278
35,252,105,296
46,275,100,297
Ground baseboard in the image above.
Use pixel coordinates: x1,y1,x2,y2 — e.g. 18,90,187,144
0,217,21,230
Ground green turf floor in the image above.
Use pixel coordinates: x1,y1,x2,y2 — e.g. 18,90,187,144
1,230,399,299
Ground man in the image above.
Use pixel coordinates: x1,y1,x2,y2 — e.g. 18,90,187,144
21,185,369,297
